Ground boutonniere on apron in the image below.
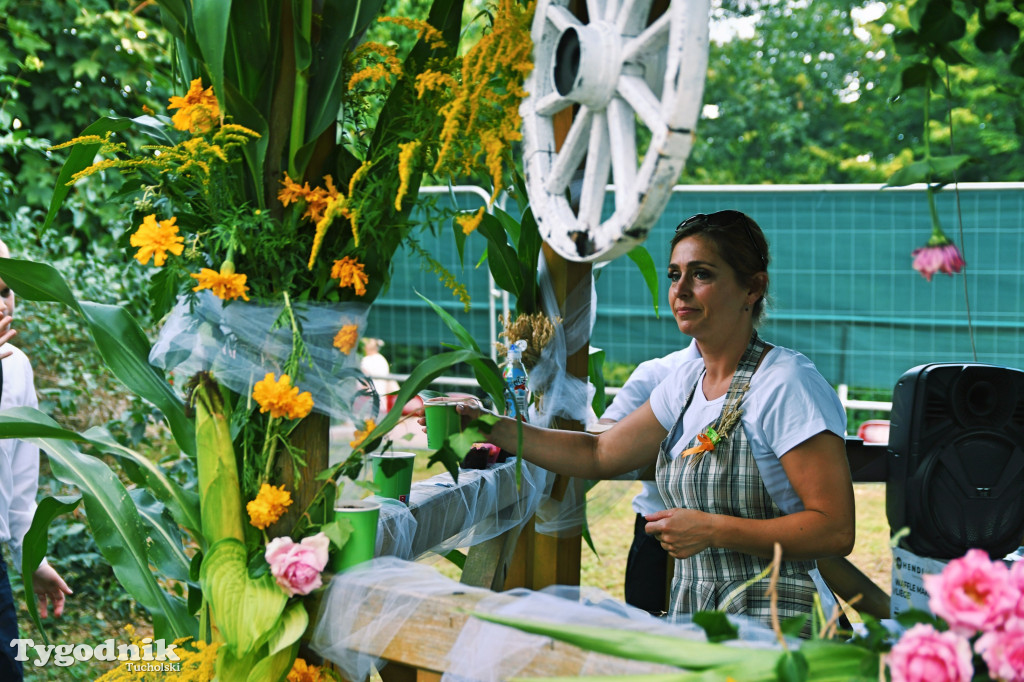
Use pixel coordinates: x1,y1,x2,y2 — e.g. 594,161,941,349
680,384,750,463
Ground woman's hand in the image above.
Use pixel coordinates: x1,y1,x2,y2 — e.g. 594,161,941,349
644,508,715,559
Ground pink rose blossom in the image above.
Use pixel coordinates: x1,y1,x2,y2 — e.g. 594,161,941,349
975,618,1024,682
887,623,973,682
1010,561,1024,620
924,548,1016,635
265,532,330,597
912,242,965,282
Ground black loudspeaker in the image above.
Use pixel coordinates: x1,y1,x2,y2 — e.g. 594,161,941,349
886,363,1024,560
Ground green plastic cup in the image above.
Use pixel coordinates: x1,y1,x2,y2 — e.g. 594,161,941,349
330,499,381,572
424,397,462,449
371,451,417,504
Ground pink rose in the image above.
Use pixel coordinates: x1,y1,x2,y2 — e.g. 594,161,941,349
887,623,973,682
924,548,1016,635
976,618,1024,682
265,532,330,597
1010,561,1024,620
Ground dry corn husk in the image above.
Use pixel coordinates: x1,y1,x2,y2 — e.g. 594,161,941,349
495,312,560,369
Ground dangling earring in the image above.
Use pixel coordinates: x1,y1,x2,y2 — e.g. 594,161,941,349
744,305,750,312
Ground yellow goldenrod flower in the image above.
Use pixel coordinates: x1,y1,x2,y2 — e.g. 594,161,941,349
93,636,220,681
191,267,251,302
129,214,184,267
455,206,485,235
333,324,359,354
331,256,369,296
167,78,221,134
395,141,420,211
350,418,376,450
253,372,315,420
415,69,457,98
246,483,293,530
377,16,447,49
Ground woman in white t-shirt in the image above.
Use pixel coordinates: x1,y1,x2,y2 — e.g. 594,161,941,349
452,211,855,632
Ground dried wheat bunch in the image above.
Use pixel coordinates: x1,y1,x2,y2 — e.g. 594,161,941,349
495,312,560,369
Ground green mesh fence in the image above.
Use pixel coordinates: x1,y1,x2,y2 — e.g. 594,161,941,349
366,183,1024,394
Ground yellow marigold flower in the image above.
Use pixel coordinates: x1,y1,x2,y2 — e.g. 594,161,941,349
333,324,359,355
130,214,184,267
191,267,251,302
288,657,329,682
331,256,369,296
350,418,376,450
167,78,221,134
253,372,315,420
455,207,486,235
246,483,293,530
395,141,420,211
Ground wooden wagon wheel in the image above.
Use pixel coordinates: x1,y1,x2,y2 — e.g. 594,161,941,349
521,0,710,262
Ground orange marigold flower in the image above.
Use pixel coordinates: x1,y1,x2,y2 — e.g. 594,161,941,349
331,256,369,296
246,484,293,530
350,418,376,450
455,207,486,235
167,78,221,134
191,268,251,302
130,214,184,267
287,657,328,682
333,325,359,354
253,372,315,420
278,173,313,206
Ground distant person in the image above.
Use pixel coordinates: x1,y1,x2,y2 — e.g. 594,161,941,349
360,338,399,414
0,240,73,680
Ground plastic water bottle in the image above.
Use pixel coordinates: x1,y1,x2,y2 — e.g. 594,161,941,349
503,340,529,421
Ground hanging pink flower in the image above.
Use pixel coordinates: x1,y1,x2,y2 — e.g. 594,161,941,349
887,623,973,682
265,533,330,597
1010,560,1024,620
924,548,1017,636
912,233,965,282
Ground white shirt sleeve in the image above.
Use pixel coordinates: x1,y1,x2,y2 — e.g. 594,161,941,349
607,342,701,422
0,344,41,569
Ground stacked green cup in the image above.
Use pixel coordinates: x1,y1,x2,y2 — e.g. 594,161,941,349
424,397,462,449
330,499,381,572
370,451,417,504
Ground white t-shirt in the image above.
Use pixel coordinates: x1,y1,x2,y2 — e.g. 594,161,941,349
602,342,701,515
649,345,846,514
0,344,41,568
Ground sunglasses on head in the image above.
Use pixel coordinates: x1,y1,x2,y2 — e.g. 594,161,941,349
675,210,767,269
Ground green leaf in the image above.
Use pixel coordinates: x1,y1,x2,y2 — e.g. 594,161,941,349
883,159,931,187
627,245,660,317
193,0,232,109
201,538,288,656
0,258,195,456
266,602,308,656
775,650,809,682
18,426,195,640
691,611,739,643
43,116,134,232
321,516,354,552
588,347,606,416
918,0,966,44
129,488,191,582
470,611,778,670
247,644,298,682
414,291,481,353
22,495,81,645
477,212,526,299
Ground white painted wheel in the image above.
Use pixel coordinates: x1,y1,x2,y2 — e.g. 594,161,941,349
521,0,710,262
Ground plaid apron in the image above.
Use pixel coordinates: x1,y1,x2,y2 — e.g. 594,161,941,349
656,333,818,631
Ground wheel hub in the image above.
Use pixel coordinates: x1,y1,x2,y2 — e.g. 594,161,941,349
551,21,621,109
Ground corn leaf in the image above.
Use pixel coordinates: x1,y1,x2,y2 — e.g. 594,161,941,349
21,495,81,646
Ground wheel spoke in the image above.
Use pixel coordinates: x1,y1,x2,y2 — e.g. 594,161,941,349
535,91,573,117
585,0,604,24
615,0,653,32
546,4,583,33
544,107,593,195
578,110,612,228
607,96,637,206
621,10,670,63
616,74,665,136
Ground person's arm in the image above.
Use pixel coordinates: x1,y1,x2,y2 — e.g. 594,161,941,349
458,399,668,479
644,431,855,561
32,560,72,618
817,556,891,620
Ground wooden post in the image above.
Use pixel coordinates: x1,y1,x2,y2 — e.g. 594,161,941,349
269,411,331,536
